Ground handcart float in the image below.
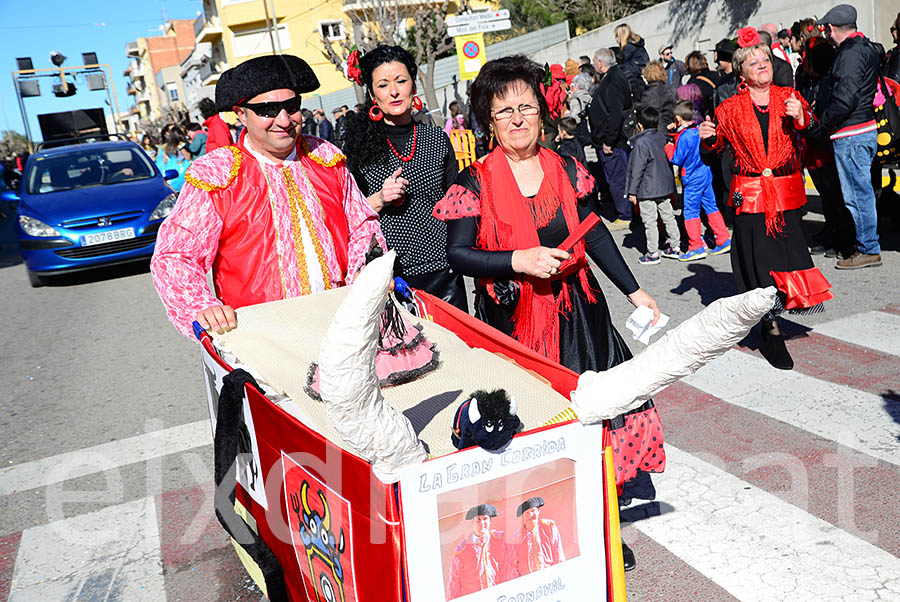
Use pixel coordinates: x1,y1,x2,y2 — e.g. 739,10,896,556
196,251,776,602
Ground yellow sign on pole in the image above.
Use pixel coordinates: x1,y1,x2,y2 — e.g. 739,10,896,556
455,33,486,81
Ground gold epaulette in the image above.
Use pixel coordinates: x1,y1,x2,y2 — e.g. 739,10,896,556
301,136,346,168
184,146,242,192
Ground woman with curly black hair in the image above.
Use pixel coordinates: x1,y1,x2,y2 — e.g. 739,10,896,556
343,45,467,311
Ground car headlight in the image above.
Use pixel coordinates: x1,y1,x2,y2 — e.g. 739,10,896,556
19,215,61,237
150,193,177,221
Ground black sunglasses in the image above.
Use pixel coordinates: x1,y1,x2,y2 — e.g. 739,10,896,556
241,95,302,118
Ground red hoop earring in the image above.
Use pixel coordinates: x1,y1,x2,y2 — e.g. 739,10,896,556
412,95,423,111
368,105,383,122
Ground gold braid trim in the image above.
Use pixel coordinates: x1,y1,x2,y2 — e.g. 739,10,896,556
542,407,578,426
282,166,333,292
300,137,345,168
184,146,242,192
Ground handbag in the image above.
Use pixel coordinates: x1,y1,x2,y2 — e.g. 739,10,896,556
874,75,900,164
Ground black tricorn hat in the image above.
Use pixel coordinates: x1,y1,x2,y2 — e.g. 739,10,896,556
465,504,498,520
516,496,545,517
215,54,320,112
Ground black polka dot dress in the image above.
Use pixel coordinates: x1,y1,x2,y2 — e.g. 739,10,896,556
348,121,467,310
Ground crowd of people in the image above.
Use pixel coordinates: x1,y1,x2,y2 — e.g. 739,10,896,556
146,1,896,580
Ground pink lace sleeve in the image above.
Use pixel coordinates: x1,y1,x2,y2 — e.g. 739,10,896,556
149,185,224,339
433,183,481,221
574,160,596,199
342,168,386,282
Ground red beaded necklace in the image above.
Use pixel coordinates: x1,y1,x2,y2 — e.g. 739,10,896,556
385,123,417,162
751,96,770,114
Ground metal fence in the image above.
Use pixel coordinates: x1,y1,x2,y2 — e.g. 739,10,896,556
304,21,570,115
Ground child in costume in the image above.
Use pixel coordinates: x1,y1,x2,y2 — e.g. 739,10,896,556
670,100,731,261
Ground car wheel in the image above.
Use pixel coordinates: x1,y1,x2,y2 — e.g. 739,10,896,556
27,270,43,288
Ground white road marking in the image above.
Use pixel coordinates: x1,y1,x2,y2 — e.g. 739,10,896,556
0,420,211,496
682,350,900,466
8,497,165,601
629,444,900,602
813,310,900,356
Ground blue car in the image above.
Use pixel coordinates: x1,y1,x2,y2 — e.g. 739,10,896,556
14,138,178,287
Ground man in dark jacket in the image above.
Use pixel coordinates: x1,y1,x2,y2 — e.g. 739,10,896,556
588,47,634,229
332,106,349,149
314,109,333,142
713,39,738,107
813,4,882,269
659,44,686,90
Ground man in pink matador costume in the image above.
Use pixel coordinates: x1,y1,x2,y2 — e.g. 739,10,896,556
508,496,565,576
151,54,384,338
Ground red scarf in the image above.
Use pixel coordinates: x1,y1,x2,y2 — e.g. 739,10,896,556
715,85,805,234
472,146,596,362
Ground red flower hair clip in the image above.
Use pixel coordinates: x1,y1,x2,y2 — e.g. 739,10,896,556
344,47,362,86
807,24,815,32
737,27,761,48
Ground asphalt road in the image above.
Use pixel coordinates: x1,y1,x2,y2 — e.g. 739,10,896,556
1,192,898,601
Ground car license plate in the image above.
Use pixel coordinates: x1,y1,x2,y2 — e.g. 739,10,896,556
82,228,135,246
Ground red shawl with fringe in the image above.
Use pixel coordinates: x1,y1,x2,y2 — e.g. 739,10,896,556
472,146,596,362
713,85,810,235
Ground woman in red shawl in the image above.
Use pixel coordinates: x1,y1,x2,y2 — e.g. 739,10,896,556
433,55,662,572
700,28,833,370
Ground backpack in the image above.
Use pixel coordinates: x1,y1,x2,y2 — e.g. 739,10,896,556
575,105,593,147
874,74,900,164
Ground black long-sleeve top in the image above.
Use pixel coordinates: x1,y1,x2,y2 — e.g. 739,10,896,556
442,162,639,296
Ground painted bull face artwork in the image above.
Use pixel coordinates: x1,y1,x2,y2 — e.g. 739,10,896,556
283,454,357,602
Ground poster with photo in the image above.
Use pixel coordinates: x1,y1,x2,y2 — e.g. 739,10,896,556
399,421,608,602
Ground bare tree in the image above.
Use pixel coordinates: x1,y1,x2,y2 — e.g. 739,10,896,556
139,103,190,141
320,0,455,125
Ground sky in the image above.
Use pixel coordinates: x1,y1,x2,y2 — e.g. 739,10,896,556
0,0,204,143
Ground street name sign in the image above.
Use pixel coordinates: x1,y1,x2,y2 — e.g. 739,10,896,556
447,19,511,37
445,9,510,27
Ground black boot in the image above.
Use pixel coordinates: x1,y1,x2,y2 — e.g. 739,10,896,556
760,318,793,370
622,540,636,571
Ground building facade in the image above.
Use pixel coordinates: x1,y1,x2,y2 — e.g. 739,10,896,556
124,19,196,120
201,0,352,98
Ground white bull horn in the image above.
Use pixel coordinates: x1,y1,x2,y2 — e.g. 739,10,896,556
571,287,777,424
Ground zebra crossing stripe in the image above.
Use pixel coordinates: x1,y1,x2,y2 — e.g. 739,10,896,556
682,350,900,466
0,420,211,496
629,444,900,601
812,310,900,357
8,497,166,601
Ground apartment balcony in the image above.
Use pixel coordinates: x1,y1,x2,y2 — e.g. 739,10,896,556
196,14,223,43
126,42,139,58
123,64,132,77
127,83,136,96
199,60,225,87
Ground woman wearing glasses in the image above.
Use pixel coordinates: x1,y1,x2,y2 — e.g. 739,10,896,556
343,45,467,311
433,56,662,571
